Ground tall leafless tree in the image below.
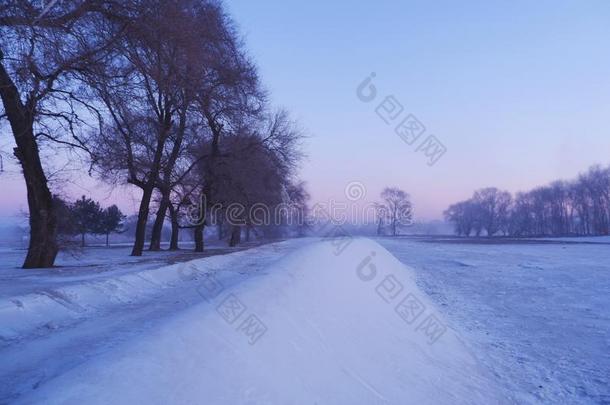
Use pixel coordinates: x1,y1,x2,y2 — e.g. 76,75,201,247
0,0,129,267
88,0,229,256
378,187,413,237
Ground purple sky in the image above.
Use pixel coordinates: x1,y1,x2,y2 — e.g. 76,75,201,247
2,0,610,221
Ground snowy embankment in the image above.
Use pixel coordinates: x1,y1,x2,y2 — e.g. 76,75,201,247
0,261,182,340
11,238,502,404
0,248,240,341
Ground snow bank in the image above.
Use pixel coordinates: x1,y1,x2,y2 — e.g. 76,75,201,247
17,238,502,404
0,250,248,340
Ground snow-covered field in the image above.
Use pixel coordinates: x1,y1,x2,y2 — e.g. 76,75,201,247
0,236,608,404
378,237,610,404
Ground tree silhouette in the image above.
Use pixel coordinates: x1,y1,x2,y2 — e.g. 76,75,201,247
71,196,102,247
98,205,126,247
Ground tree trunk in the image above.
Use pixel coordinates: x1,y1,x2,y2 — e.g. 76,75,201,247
229,225,241,247
168,203,179,250
245,225,251,242
194,224,204,252
217,222,224,240
23,180,58,268
131,186,154,256
81,232,85,248
131,115,171,256
149,192,169,251
106,233,109,247
0,61,58,268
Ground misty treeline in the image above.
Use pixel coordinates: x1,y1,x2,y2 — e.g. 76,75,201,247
375,187,413,237
444,165,610,237
0,0,307,268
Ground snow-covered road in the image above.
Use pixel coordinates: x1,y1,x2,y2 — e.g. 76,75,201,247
0,239,313,403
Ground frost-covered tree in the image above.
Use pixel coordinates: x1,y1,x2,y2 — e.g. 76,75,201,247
472,188,512,237
445,164,610,237
378,187,413,237
444,200,479,237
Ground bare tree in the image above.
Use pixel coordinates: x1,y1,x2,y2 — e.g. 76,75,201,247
88,0,227,256
444,200,479,237
472,188,512,237
0,0,128,267
194,109,303,247
378,187,413,237
286,181,311,237
191,41,265,249
446,164,610,238
146,0,260,251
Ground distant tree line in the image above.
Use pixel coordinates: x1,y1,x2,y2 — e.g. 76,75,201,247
444,165,610,237
55,196,125,247
0,0,307,267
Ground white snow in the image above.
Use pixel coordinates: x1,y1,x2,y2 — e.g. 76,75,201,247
2,238,502,404
2,236,608,404
0,243,269,340
377,236,610,404
0,240,308,402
